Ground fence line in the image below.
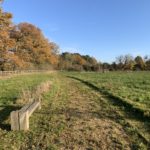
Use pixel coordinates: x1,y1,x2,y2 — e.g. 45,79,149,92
0,70,53,76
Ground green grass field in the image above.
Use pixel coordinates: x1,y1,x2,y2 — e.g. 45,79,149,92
0,72,149,149
67,71,150,115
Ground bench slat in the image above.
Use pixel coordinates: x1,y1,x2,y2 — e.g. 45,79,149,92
28,101,40,117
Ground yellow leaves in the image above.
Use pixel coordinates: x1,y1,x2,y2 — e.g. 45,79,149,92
0,30,8,38
72,55,86,65
11,22,59,67
3,12,12,19
49,54,59,65
0,6,60,70
0,6,16,71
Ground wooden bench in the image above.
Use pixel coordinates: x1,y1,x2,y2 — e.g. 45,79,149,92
11,101,41,131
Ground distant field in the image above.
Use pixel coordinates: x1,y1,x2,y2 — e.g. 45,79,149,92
67,71,150,116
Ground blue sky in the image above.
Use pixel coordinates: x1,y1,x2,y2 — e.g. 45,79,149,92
2,0,150,62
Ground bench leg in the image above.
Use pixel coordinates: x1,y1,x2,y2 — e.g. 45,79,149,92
11,111,19,131
19,111,29,131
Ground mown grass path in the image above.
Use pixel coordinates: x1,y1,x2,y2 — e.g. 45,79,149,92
57,75,132,150
0,73,149,149
57,74,149,150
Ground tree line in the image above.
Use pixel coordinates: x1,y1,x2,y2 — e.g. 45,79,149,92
105,54,150,71
0,1,150,71
0,0,59,71
58,53,150,71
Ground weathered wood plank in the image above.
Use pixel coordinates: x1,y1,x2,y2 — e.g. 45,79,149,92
28,101,41,117
19,101,34,113
11,101,41,131
19,111,29,130
11,111,19,131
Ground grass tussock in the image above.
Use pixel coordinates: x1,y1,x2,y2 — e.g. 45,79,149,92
17,81,52,105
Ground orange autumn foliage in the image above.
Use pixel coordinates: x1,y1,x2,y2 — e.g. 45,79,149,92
10,23,59,69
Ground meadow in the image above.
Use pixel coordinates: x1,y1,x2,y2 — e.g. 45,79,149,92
65,71,150,148
0,71,149,149
67,71,150,116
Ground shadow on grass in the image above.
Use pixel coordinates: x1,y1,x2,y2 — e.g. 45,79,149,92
0,105,20,131
67,76,150,121
67,76,150,146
